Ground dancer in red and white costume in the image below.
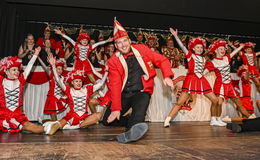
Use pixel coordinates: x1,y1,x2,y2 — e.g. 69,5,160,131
205,40,250,123
239,42,260,93
54,28,113,85
0,47,58,134
43,59,68,121
164,28,219,127
36,25,56,50
46,54,108,134
222,65,256,123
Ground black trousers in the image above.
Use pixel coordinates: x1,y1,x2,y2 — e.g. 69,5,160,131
102,92,151,129
241,117,260,132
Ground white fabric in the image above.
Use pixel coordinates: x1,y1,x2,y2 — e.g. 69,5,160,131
146,68,260,122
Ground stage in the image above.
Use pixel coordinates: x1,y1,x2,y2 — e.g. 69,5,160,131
0,122,259,159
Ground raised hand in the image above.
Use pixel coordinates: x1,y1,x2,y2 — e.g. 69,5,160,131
169,28,178,37
163,77,174,90
54,28,62,35
47,53,56,66
34,46,41,56
240,43,245,48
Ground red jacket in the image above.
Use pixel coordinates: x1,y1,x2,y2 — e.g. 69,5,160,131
107,44,174,111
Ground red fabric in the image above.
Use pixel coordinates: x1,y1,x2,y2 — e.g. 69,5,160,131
55,40,71,58
240,52,259,77
208,40,227,54
36,37,56,50
214,82,237,99
26,72,50,85
0,108,29,133
240,97,254,113
107,44,174,111
182,74,212,94
62,85,93,124
77,33,90,41
240,77,251,97
188,37,207,50
43,72,67,113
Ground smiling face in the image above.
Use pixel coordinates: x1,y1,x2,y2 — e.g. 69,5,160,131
80,39,89,46
26,34,35,45
5,67,20,79
245,48,253,54
115,37,131,54
192,44,204,54
71,79,83,89
215,46,226,58
56,66,63,76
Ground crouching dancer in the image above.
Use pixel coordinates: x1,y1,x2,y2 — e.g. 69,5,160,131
46,54,108,135
0,47,58,134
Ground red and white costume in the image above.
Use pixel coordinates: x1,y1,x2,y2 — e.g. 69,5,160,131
36,26,56,50
108,19,173,111
181,37,212,94
240,42,259,78
237,67,254,113
0,55,37,132
53,70,107,127
61,33,106,75
206,40,237,99
44,60,68,114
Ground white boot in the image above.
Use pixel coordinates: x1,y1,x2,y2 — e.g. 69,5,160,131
44,121,61,135
221,116,231,123
216,117,227,126
63,124,80,130
164,116,172,128
210,117,218,126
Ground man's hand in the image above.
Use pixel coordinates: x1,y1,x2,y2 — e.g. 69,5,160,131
107,110,120,123
106,37,114,43
163,77,174,89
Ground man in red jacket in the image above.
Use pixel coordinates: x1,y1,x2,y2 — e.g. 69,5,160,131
103,18,174,143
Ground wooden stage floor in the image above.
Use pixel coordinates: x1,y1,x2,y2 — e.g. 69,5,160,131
0,122,259,160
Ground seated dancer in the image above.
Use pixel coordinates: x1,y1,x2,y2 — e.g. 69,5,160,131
204,40,250,124
46,54,108,134
103,18,174,143
0,47,58,134
42,59,69,121
164,28,219,127
54,28,113,84
238,42,260,93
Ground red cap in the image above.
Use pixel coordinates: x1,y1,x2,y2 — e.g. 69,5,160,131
113,17,128,41
77,33,91,42
188,37,207,50
65,70,85,83
243,42,255,51
56,59,65,67
0,56,22,74
237,65,248,77
208,40,227,54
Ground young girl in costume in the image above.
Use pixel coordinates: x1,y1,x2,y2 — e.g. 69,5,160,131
204,40,250,123
46,54,108,134
164,28,220,127
0,47,58,134
54,28,113,85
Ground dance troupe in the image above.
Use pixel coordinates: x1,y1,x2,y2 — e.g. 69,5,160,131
0,18,260,144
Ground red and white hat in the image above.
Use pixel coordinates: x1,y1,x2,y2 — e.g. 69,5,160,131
237,65,248,77
208,40,227,53
44,25,51,33
188,37,207,50
65,70,85,83
113,17,128,41
56,59,66,67
243,42,255,51
77,33,91,42
0,56,22,74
